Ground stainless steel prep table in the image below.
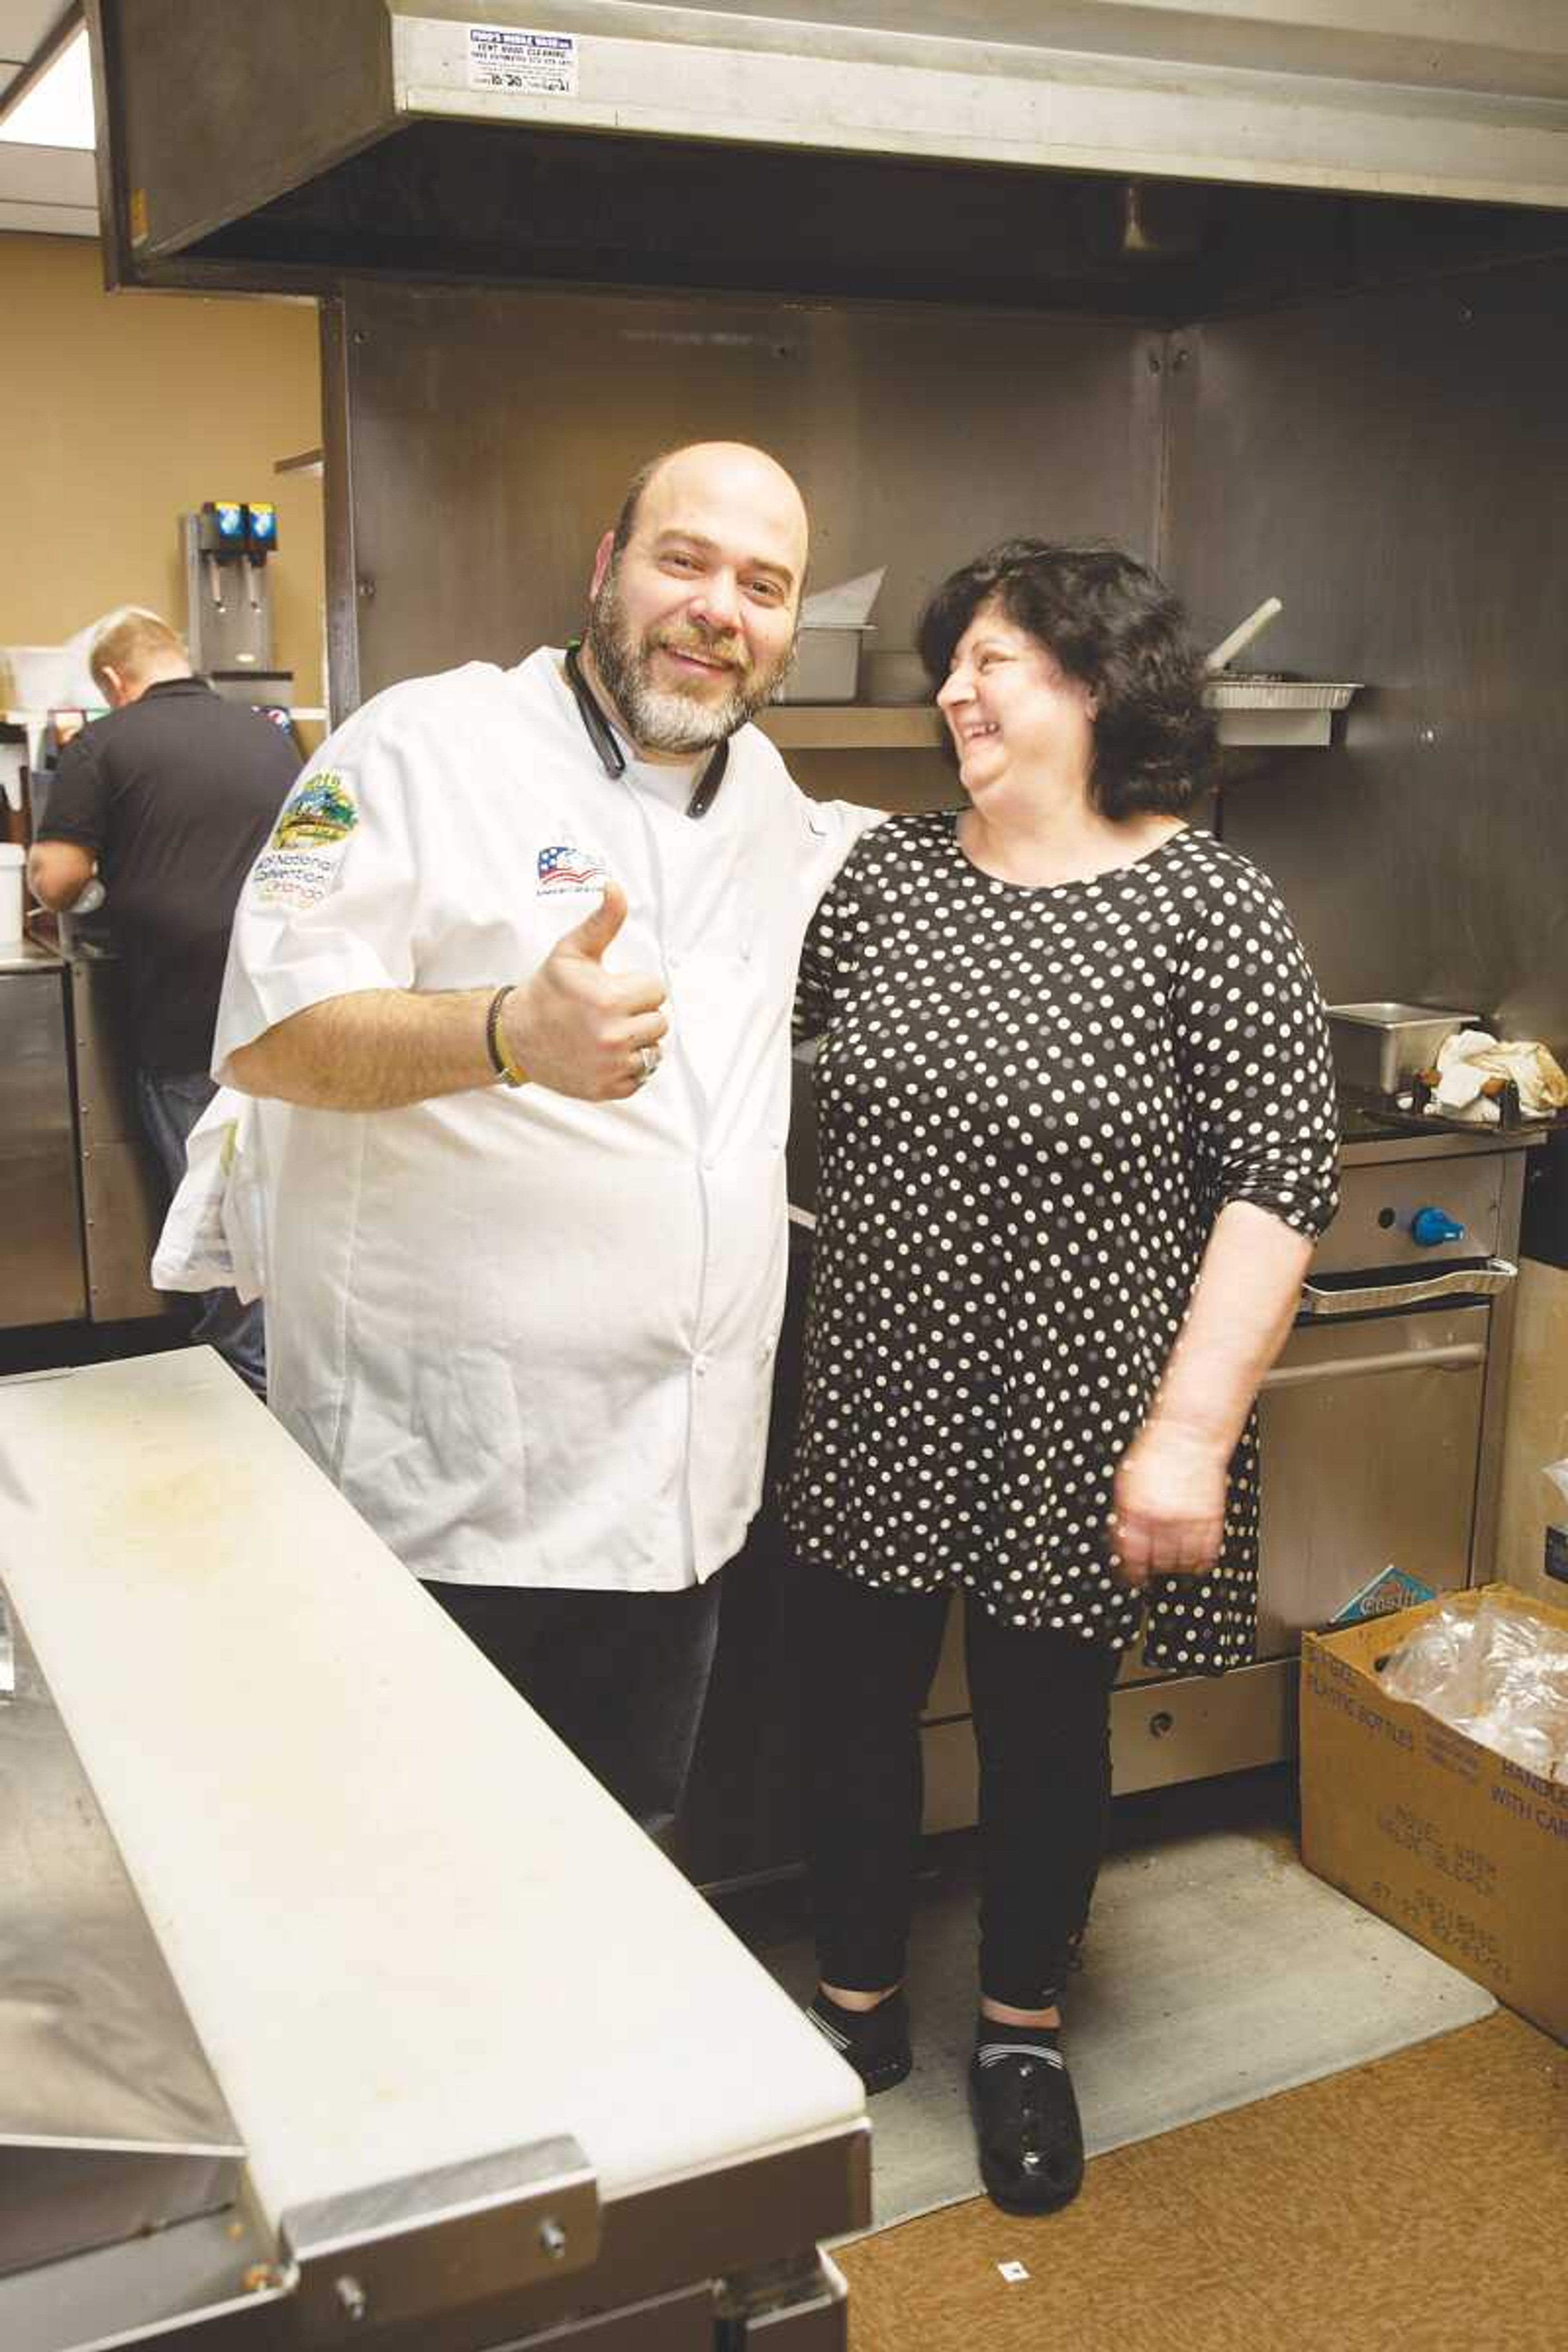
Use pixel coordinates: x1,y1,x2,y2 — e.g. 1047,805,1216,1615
0,942,86,1329
0,932,168,1336
0,1352,867,2350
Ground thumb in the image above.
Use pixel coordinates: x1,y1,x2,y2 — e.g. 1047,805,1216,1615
560,877,627,963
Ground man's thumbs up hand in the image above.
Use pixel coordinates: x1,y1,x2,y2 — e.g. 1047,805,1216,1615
561,877,630,964
500,880,669,1100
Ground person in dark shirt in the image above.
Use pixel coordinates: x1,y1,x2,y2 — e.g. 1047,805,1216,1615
28,608,300,1396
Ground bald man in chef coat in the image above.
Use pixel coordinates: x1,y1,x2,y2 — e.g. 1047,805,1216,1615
217,442,880,1833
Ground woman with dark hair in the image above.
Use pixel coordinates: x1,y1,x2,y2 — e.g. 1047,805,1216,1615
786,540,1338,2214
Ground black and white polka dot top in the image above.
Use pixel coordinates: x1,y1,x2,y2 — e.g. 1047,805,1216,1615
782,813,1339,1674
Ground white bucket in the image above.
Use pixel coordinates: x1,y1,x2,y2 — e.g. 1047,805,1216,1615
0,843,26,947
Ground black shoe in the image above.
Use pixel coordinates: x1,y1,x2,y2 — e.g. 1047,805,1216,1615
968,2042,1085,2212
806,1988,912,2094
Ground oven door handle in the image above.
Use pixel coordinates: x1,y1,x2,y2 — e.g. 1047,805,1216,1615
1264,1340,1486,1389
1298,1258,1517,1319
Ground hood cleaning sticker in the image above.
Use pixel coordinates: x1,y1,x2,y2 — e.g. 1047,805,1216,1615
468,24,578,98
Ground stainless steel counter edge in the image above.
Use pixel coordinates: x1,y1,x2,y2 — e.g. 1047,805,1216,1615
1339,1126,1547,1166
0,2124,871,2352
0,938,66,974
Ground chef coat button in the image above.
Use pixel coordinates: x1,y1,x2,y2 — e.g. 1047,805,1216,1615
693,1354,709,1377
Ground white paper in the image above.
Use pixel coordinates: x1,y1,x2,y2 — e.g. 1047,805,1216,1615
800,568,885,628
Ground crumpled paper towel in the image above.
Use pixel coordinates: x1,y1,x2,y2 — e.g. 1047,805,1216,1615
1426,1028,1568,1124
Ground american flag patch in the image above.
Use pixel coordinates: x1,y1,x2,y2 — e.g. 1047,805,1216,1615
536,842,607,893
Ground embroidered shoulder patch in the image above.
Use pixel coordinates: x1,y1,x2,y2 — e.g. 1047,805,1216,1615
250,770,359,910
272,772,357,849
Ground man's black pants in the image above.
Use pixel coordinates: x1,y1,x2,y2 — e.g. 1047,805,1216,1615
427,1575,723,1836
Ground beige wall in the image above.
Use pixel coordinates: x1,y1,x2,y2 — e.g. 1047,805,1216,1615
1494,1256,1568,1610
0,234,323,708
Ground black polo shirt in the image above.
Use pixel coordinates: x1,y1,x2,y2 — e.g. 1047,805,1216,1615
39,677,301,1074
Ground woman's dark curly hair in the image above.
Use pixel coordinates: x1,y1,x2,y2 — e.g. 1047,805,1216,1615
915,539,1216,819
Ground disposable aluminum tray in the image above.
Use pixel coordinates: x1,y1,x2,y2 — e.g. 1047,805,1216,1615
1299,1258,1518,1316
1203,677,1360,709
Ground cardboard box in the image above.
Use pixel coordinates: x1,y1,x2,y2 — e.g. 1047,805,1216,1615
1300,1583,1568,2045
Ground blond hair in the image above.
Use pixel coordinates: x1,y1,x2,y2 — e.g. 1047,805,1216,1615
87,608,188,696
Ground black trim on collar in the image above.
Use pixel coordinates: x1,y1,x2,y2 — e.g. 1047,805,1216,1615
564,639,728,819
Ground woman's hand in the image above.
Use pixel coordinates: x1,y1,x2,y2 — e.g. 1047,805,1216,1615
1108,1422,1228,1588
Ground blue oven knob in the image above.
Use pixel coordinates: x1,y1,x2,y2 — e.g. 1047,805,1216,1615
1410,1206,1465,1247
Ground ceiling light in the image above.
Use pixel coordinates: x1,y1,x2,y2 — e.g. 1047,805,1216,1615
0,25,96,150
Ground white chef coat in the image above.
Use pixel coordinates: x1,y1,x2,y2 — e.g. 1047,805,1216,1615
215,649,879,1591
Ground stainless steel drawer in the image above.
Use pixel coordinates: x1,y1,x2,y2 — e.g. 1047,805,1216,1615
921,1659,1297,1823
1109,1658,1296,1795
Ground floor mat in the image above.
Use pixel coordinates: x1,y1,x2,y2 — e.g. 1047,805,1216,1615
729,1805,1495,2233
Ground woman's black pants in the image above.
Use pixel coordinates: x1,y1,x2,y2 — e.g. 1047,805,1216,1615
797,1555,1118,2012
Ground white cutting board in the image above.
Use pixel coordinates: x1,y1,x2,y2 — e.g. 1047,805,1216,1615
0,1351,861,2233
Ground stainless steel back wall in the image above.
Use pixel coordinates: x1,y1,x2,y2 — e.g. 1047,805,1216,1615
326,283,1166,706
1164,256,1568,1054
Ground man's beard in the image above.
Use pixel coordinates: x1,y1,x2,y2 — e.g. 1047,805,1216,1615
585,571,796,755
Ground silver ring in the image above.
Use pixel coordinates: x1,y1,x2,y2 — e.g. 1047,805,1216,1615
637,1044,661,1080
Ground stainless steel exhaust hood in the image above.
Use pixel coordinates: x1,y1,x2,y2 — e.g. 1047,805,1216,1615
92,3,1568,307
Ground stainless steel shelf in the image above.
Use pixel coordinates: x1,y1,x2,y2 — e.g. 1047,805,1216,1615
758,705,941,751
758,699,1355,752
